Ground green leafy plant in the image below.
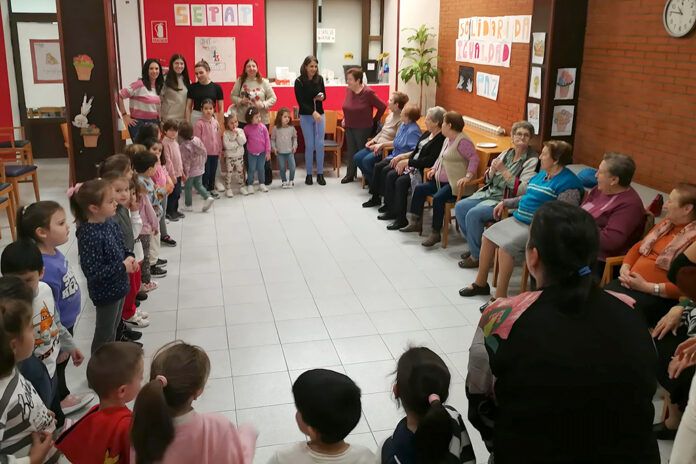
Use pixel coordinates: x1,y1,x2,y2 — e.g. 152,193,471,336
399,25,439,111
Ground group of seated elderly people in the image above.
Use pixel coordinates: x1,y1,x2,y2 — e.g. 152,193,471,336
354,110,696,461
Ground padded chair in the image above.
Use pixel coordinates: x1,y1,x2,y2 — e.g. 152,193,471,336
0,163,16,241
600,211,655,286
0,126,39,205
323,110,344,177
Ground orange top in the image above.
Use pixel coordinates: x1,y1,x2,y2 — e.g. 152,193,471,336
624,224,685,299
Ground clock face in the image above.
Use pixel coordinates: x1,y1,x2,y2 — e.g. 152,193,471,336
664,0,696,37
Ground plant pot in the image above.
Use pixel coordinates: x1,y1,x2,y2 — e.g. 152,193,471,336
75,66,92,81
83,134,99,147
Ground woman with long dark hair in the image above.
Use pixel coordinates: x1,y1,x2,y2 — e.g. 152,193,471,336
160,54,191,123
118,58,163,140
294,55,326,185
467,201,659,464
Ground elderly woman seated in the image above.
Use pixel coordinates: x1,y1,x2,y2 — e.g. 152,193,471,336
400,111,479,247
467,202,659,463
455,121,539,268
580,152,645,272
604,183,696,440
362,103,423,208
459,140,584,300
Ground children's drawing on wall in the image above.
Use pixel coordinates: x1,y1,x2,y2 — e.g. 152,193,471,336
531,32,545,65
527,103,540,135
555,68,576,100
529,66,542,99
476,72,500,101
194,37,236,82
551,105,575,136
457,66,474,92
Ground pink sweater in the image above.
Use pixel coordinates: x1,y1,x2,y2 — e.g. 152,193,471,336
194,117,222,156
151,411,257,464
243,123,271,156
163,136,184,178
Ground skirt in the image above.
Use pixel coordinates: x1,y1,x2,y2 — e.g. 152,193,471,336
483,216,530,262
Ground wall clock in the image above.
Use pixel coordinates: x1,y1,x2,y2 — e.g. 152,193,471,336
664,0,696,37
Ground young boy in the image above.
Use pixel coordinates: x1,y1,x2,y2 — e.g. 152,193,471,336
56,341,144,464
0,240,84,428
268,369,375,463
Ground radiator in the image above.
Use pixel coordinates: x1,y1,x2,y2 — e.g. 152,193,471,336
462,115,506,136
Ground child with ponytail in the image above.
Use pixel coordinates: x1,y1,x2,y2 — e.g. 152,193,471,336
381,347,476,464
132,341,257,464
69,179,138,353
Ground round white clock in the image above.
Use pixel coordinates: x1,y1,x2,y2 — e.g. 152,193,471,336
664,0,696,37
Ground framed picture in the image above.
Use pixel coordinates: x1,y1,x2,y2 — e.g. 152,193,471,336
30,39,63,84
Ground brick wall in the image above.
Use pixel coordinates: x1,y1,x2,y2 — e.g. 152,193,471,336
575,0,696,192
436,0,533,130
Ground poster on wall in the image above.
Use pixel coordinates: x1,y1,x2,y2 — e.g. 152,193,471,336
476,72,500,101
194,37,236,82
555,68,576,100
527,102,540,135
531,32,546,64
30,40,62,84
457,66,474,92
529,66,542,99
552,105,575,136
455,39,512,67
174,4,253,26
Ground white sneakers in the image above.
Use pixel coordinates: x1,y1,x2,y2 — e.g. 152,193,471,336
240,186,250,195
260,184,269,193
226,189,234,198
281,181,295,189
125,314,150,328
215,181,226,192
61,392,95,415
202,197,215,212
182,205,194,212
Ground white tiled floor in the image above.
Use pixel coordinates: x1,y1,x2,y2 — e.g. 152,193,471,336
0,160,672,463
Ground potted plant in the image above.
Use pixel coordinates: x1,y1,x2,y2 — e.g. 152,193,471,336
73,54,94,81
80,125,100,147
399,25,439,111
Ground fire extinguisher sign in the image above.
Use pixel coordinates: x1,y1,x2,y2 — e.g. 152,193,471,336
151,21,168,44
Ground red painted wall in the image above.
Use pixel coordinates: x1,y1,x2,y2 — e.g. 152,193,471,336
436,0,533,130
0,3,14,127
142,1,267,108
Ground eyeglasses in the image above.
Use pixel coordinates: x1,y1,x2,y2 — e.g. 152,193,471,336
513,132,531,139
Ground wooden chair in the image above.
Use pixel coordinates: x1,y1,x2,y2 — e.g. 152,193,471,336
0,126,39,205
60,122,76,187
323,110,344,177
0,163,16,241
600,211,656,286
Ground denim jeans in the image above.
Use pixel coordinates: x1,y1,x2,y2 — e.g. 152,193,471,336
454,197,496,259
277,153,296,182
19,356,64,426
299,114,325,175
353,148,378,184
247,154,266,185
127,118,160,142
184,175,210,206
202,155,219,191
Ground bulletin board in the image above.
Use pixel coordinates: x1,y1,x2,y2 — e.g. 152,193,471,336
142,1,267,106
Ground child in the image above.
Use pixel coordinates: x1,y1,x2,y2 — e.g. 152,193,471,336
162,119,185,220
271,107,298,189
179,121,215,212
269,368,374,463
133,178,160,293
15,201,94,416
0,276,57,463
134,121,161,146
222,113,246,198
0,240,84,428
69,179,139,353
242,106,271,195
194,98,223,197
132,341,257,463
381,347,476,464
132,151,168,279
98,153,134,180
143,137,176,248
56,341,144,464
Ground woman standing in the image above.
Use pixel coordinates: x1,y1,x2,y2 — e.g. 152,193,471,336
231,58,277,185
341,68,386,184
185,60,224,127
294,55,326,186
160,54,191,123
118,59,163,141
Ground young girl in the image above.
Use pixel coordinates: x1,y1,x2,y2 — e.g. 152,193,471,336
194,99,222,197
0,277,57,462
15,201,94,416
179,121,215,212
222,113,246,198
143,138,176,248
162,119,185,220
132,341,257,463
70,179,138,354
241,106,271,195
271,107,298,189
382,347,476,464
134,178,160,293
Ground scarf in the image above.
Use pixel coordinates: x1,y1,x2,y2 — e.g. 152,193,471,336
639,219,696,271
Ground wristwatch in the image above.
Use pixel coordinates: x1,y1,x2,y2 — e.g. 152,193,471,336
653,283,660,296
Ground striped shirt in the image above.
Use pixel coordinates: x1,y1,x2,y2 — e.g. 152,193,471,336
0,370,59,463
513,168,584,224
119,80,161,120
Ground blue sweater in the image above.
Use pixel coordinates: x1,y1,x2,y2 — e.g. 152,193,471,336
41,250,81,328
389,122,422,159
76,221,131,306
514,168,583,224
